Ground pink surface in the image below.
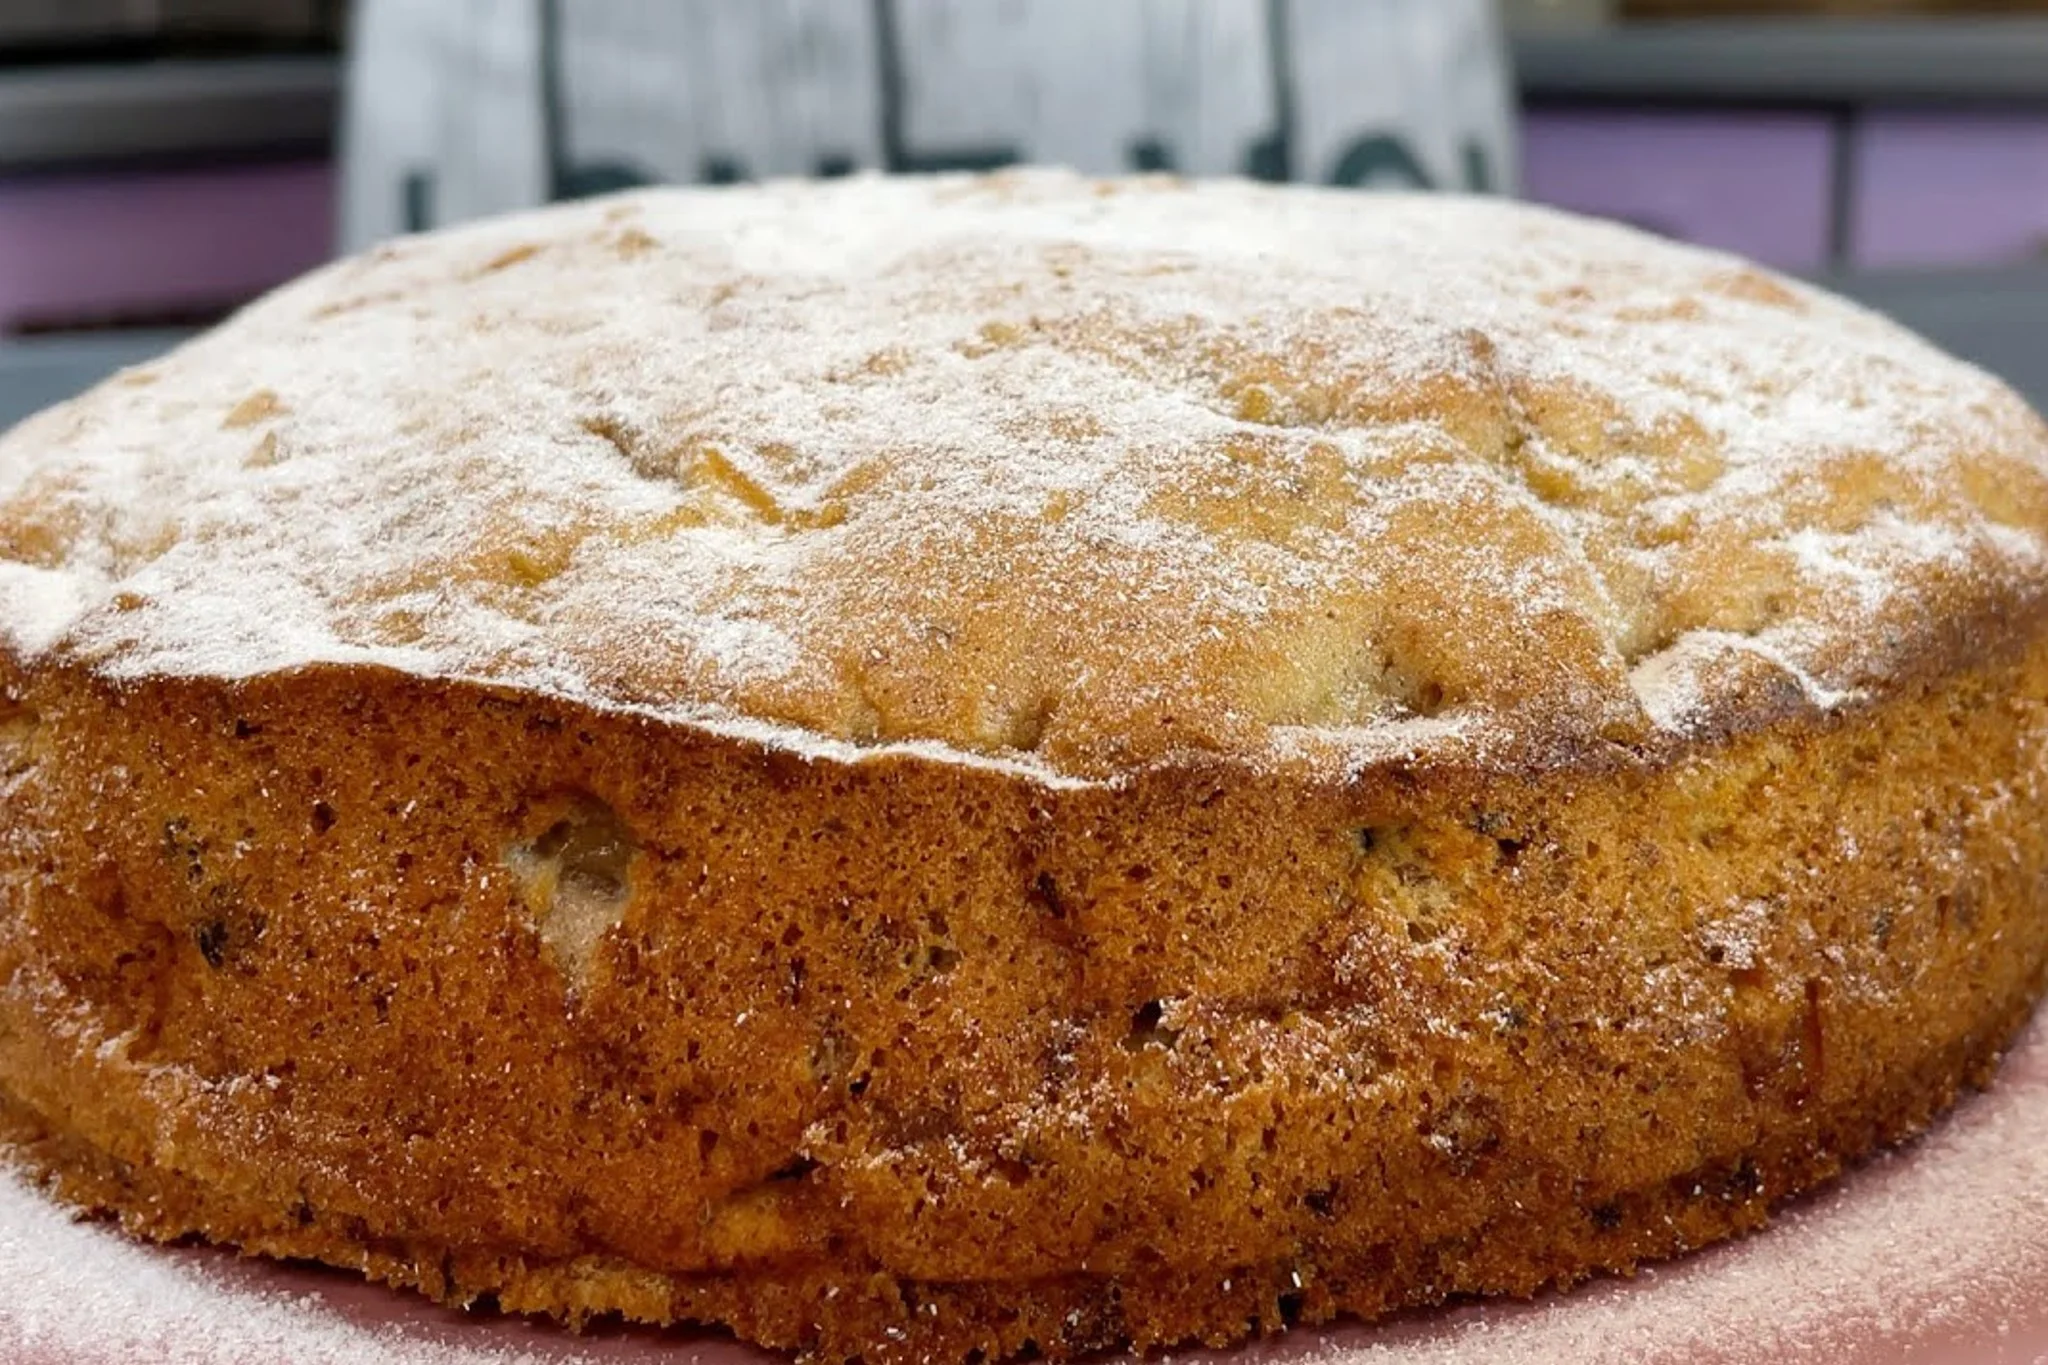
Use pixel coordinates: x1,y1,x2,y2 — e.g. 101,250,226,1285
8,1007,2048,1364
0,162,334,332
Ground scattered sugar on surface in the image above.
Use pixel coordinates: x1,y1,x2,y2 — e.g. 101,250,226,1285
1,169,2044,782
0,1171,569,1365
10,1006,2048,1364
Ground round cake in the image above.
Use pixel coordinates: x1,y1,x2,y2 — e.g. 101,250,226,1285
2,171,2047,1364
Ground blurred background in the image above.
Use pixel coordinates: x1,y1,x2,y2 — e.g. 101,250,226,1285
3,0,2048,424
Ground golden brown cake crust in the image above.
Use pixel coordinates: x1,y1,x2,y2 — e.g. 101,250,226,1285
5,173,2048,1363
3,635,2048,1363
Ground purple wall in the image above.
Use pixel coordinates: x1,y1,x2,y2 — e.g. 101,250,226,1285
1522,109,1835,272
1855,112,2048,269
0,162,333,333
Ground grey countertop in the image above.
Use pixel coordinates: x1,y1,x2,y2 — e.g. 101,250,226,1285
1822,267,2048,409
0,331,185,428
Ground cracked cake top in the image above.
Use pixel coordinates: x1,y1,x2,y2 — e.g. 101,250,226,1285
1,169,2044,783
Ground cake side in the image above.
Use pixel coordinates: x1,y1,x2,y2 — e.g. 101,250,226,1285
7,170,2048,1364
0,172,2044,783
3,603,2045,1362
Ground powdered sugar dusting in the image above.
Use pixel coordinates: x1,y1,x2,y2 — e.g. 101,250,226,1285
0,1177,568,1365
10,1008,2048,1364
2,170,2044,781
